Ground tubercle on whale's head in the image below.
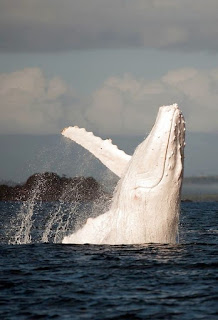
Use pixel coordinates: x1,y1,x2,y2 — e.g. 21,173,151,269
163,104,185,184
127,104,185,190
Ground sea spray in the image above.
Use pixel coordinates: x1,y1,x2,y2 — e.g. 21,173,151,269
9,177,110,245
12,175,46,244
6,134,116,245
40,139,96,243
42,201,86,243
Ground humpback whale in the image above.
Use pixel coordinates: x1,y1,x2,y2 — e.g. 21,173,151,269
62,104,185,244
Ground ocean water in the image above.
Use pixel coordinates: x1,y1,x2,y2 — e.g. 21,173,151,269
0,201,217,319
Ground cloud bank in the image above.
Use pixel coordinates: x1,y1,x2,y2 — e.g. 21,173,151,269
0,67,218,135
1,0,218,52
0,68,87,134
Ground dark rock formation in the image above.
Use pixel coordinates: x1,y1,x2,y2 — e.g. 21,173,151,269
0,173,106,202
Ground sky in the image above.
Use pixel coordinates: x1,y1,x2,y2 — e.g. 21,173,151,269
0,0,218,181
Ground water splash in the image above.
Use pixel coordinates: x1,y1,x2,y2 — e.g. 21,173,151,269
12,177,46,244
7,164,111,245
42,201,81,243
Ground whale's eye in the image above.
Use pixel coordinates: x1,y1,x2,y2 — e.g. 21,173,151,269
132,188,144,200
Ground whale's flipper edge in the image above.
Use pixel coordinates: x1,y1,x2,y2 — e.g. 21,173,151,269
62,126,131,177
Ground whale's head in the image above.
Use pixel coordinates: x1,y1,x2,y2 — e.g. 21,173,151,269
113,104,185,243
130,103,185,190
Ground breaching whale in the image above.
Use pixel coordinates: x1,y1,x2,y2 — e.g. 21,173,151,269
62,104,185,244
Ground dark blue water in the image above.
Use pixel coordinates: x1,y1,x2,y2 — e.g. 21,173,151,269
0,201,217,319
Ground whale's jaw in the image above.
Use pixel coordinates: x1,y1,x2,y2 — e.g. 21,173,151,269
62,104,185,245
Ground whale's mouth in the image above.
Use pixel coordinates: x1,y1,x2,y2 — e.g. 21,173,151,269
134,104,185,189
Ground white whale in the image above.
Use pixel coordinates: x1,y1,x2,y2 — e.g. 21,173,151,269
62,104,185,244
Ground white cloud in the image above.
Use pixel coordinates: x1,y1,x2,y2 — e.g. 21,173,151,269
87,69,218,134
0,67,218,135
0,68,86,134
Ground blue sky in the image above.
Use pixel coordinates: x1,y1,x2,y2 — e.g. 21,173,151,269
0,0,218,180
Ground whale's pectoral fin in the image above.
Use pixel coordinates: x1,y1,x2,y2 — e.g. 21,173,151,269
62,126,131,177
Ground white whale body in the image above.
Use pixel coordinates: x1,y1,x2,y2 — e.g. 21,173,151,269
62,104,185,244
